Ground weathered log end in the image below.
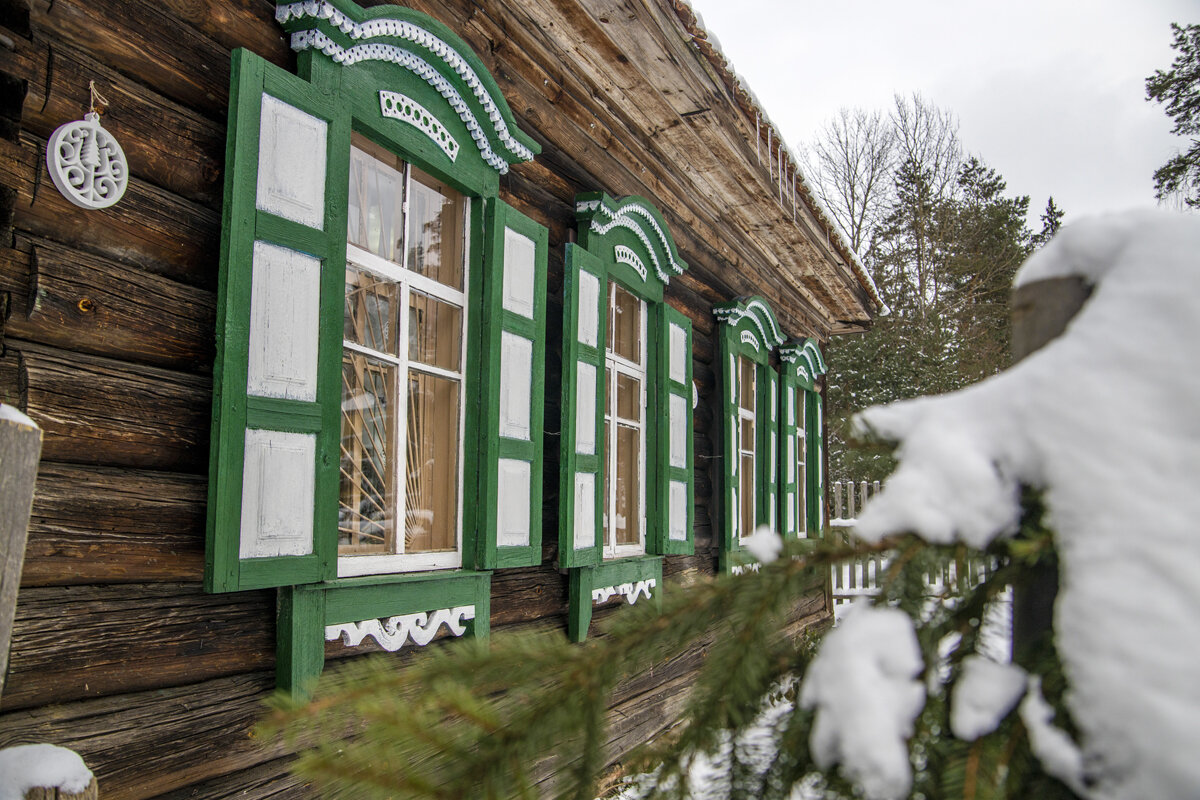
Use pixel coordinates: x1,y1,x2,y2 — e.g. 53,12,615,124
1009,276,1091,666
1,403,43,701
23,776,99,800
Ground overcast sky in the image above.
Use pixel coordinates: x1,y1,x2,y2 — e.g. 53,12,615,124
687,0,1195,232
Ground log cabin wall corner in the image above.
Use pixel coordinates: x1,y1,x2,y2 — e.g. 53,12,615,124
0,0,877,796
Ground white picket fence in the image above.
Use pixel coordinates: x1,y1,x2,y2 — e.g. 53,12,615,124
827,480,994,614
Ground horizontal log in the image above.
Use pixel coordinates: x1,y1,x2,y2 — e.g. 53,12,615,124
1,582,274,711
28,0,232,119
3,238,216,372
0,134,218,288
148,756,313,800
0,672,284,800
21,462,206,587
0,342,211,473
6,31,226,207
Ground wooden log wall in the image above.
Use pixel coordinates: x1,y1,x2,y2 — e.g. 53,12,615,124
0,0,836,796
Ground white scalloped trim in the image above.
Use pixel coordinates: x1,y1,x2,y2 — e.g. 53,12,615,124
731,562,761,576
714,300,785,351
279,2,535,170
740,329,761,352
588,202,685,284
592,579,656,605
613,244,647,282
325,605,475,651
380,90,459,161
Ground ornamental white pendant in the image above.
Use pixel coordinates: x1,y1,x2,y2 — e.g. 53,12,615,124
45,111,129,210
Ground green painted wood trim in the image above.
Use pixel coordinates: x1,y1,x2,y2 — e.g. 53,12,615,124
206,49,344,593
254,212,332,259
478,200,548,569
557,244,606,569
279,0,539,178
245,397,324,434
777,378,800,540
277,585,326,700
566,556,663,642
654,305,694,555
323,570,491,624
714,295,788,574
458,196,487,571
573,193,687,297
806,390,825,536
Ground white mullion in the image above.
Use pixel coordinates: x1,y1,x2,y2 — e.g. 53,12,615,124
407,361,464,383
394,278,411,556
406,268,466,308
343,339,401,366
605,363,617,557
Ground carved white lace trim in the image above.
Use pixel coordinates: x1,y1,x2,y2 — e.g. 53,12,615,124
592,579,656,605
731,562,761,576
380,91,459,161
325,605,475,651
587,203,685,284
278,2,534,167
714,300,786,351
779,338,827,384
613,245,647,282
740,329,760,352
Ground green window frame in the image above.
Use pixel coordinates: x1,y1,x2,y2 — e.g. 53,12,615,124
778,339,828,540
204,0,544,694
715,296,786,574
559,193,693,640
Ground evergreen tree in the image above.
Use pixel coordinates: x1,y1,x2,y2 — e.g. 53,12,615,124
1033,197,1064,248
1146,23,1200,208
263,505,1078,800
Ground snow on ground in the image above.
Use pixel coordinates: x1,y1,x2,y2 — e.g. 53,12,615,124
850,210,1200,798
0,744,93,800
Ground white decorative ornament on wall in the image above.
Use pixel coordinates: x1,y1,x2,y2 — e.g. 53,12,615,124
325,605,476,651
46,111,128,210
592,579,656,605
379,90,459,162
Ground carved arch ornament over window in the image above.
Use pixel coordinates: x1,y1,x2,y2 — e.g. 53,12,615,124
560,193,693,641
715,297,826,573
205,0,543,695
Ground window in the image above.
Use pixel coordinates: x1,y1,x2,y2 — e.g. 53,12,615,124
204,0,546,692
339,136,469,575
604,282,648,557
715,296,785,572
779,338,827,540
559,193,693,640
737,355,757,542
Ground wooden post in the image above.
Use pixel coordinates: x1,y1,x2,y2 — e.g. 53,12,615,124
1009,276,1092,666
1,403,43,702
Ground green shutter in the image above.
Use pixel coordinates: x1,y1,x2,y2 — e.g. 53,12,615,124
760,367,779,533
478,200,548,568
205,49,346,593
807,390,825,535
558,243,607,568
652,306,693,555
778,381,799,539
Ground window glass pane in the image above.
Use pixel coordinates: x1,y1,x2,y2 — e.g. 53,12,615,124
614,423,640,546
407,167,465,291
616,373,641,422
348,137,405,263
339,352,395,554
741,416,755,453
739,356,756,411
409,290,462,371
608,282,642,363
344,266,398,354
405,371,460,553
740,454,755,535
